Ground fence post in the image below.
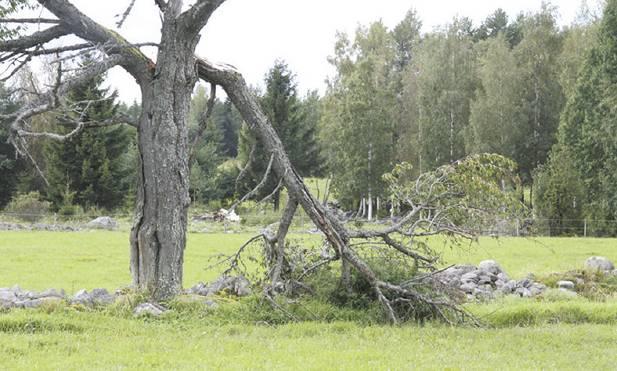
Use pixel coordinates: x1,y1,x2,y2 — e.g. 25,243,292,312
584,219,587,238
515,219,520,237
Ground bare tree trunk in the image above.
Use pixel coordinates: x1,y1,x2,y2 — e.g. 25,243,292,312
361,198,366,218
368,193,373,221
367,142,373,221
449,109,454,163
130,23,198,300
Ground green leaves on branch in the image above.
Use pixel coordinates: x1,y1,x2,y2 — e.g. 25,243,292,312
384,154,526,231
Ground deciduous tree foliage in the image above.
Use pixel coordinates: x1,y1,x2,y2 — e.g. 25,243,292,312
466,34,525,163
409,18,478,172
321,21,399,211
513,5,564,185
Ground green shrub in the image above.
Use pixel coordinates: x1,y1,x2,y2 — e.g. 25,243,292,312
5,192,51,222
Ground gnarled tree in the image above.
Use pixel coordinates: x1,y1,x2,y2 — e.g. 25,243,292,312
0,0,523,323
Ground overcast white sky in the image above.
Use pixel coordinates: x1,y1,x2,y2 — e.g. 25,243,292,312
33,0,592,103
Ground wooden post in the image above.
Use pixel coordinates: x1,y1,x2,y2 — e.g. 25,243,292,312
584,219,587,238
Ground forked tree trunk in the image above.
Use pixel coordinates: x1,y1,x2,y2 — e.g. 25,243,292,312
129,21,199,300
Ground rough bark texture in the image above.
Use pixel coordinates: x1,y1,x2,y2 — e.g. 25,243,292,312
269,197,298,284
2,0,224,300
129,5,203,300
3,0,471,322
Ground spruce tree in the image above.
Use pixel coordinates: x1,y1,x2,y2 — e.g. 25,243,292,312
45,67,134,211
239,61,321,210
0,83,22,208
552,0,617,229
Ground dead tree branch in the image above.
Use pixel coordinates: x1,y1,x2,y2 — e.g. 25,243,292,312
229,154,275,212
0,18,61,24
115,0,137,28
197,58,519,324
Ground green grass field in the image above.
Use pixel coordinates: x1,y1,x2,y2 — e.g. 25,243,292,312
2,231,617,369
1,231,615,291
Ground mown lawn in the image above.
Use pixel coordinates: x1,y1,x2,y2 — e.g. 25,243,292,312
2,231,617,369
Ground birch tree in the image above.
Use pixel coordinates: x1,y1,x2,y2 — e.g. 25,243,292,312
321,22,398,218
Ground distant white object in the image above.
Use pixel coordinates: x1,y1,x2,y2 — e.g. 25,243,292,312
86,216,118,230
218,208,241,223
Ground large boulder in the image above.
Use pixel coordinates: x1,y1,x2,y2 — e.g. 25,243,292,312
86,216,118,230
585,256,614,272
478,260,505,276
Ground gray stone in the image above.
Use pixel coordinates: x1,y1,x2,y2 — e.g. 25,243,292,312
0,289,17,308
187,282,209,296
530,283,546,296
478,260,504,275
30,288,65,300
86,216,118,231
500,280,517,294
90,288,115,305
436,266,475,286
134,303,166,317
461,272,479,283
478,275,493,285
205,276,252,297
19,297,63,308
70,289,93,306
472,287,494,300
585,256,614,272
515,287,532,298
459,282,477,293
444,265,477,277
497,272,509,282
557,280,575,290
0,222,24,231
518,278,533,289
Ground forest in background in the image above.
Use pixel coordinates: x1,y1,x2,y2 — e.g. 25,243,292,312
0,1,613,235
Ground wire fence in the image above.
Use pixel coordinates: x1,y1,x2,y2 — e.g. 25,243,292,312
1,211,617,237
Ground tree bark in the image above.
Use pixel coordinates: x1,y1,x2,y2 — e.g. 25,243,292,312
270,197,298,284
129,15,199,300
